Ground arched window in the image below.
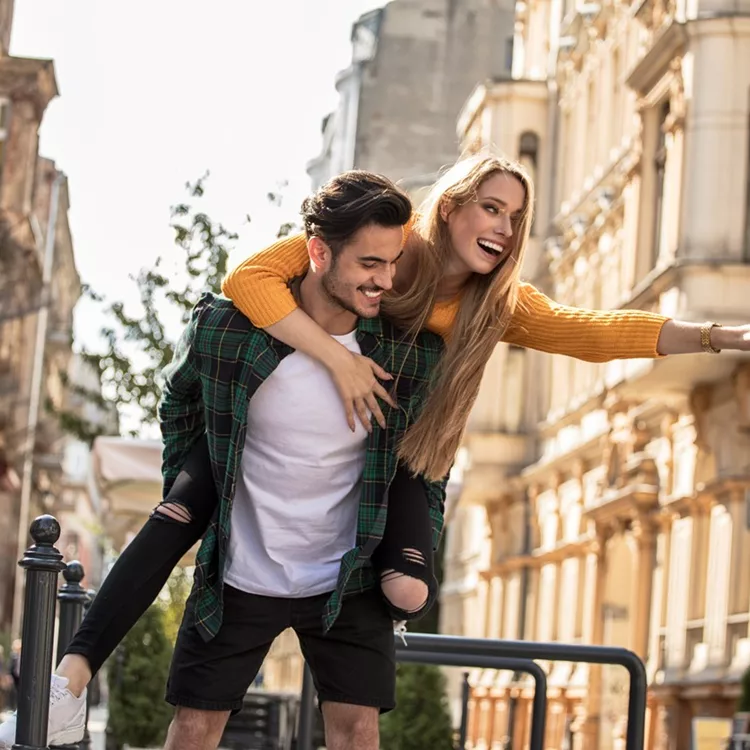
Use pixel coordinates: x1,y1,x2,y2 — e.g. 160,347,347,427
519,131,540,234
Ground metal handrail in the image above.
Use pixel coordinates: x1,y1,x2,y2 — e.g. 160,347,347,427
397,647,547,750
399,633,647,750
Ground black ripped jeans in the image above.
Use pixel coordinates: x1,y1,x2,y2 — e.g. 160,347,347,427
65,435,438,676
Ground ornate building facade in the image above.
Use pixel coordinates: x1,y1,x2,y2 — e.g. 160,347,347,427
0,0,83,635
307,0,517,193
441,0,750,747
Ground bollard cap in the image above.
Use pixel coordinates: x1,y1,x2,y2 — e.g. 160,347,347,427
59,559,90,603
19,515,65,573
63,560,85,584
30,514,61,546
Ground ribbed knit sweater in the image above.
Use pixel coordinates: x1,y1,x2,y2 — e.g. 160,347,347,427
221,231,669,363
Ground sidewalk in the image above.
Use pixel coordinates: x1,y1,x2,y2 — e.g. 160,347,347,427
0,706,108,748
88,704,107,750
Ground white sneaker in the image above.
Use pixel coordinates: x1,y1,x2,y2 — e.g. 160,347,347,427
0,674,87,749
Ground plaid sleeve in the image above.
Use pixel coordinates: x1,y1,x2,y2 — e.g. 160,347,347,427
421,473,449,550
157,302,204,498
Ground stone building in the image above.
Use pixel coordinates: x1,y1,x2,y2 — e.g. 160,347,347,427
0,0,84,635
442,0,750,746
307,0,516,194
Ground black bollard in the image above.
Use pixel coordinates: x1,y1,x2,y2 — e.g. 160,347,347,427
13,515,66,750
77,590,96,750
457,671,471,749
296,663,316,750
56,562,88,665
51,562,90,750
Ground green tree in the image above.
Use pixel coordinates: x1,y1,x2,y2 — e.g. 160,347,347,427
51,174,299,441
51,174,235,440
378,543,452,748
157,566,192,644
106,604,173,749
380,662,454,750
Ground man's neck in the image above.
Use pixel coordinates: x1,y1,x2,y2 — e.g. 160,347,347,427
297,273,358,336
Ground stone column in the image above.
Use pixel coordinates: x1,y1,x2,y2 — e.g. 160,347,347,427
580,524,611,750
679,20,750,261
0,97,39,216
704,499,733,666
629,515,657,660
727,488,750,621
652,698,678,750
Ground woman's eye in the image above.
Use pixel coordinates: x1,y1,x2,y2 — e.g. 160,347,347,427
484,205,498,214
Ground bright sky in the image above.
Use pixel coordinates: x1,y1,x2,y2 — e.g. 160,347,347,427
10,0,382,347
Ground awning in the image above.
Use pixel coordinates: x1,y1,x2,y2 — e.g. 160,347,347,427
91,436,163,551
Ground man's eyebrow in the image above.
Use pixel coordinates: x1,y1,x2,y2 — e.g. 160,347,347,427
359,249,405,263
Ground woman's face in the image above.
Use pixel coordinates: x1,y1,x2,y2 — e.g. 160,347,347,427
441,171,526,277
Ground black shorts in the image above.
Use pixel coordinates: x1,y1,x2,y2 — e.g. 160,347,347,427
166,584,396,713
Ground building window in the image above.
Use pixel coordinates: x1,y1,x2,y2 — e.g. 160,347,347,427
519,131,539,234
505,37,514,72
745,95,750,260
586,78,597,176
612,49,622,148
0,98,10,186
652,100,670,266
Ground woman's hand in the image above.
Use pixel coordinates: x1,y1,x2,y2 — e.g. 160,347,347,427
327,348,397,433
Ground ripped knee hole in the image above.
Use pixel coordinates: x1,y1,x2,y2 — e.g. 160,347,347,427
151,501,193,523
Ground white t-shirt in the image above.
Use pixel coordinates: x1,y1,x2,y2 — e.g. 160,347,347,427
224,329,368,597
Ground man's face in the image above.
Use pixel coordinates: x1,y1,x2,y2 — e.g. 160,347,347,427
318,224,404,318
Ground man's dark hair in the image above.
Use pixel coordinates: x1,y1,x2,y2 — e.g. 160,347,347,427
301,170,412,253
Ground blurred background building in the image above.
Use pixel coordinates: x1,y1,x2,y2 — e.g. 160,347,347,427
272,1,750,748
0,0,111,640
443,0,750,747
1,0,748,746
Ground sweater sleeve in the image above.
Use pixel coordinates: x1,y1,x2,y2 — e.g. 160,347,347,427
502,282,670,362
221,232,309,327
222,215,421,328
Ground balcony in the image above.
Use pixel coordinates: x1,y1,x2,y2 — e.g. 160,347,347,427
459,431,533,506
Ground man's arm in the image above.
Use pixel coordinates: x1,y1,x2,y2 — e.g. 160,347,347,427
158,303,205,499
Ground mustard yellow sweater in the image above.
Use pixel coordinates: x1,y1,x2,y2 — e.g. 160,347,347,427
221,231,669,363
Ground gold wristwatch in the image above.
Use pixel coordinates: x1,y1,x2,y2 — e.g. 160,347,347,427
700,322,722,354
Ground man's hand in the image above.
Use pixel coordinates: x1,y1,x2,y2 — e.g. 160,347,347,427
327,349,397,433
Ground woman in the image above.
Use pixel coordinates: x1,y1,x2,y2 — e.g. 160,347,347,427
221,152,748,479
3,154,747,748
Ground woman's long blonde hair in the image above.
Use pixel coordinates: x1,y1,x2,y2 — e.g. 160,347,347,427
382,152,535,481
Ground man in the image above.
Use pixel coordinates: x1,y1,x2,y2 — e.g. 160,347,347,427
161,171,446,750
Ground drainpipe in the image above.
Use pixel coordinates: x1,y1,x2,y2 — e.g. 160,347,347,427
505,491,533,749
11,171,64,638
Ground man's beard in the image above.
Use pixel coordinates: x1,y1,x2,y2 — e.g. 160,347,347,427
321,269,371,318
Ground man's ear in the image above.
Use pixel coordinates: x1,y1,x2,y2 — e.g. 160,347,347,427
308,236,330,272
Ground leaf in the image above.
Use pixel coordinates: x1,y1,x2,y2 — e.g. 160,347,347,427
55,173,293,440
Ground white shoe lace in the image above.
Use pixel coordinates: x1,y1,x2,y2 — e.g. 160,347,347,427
394,620,408,646
49,679,70,706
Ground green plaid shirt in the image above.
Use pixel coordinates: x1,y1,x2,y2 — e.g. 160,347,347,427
158,293,447,641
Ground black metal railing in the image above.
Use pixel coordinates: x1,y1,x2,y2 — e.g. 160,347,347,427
398,648,548,750
295,631,647,750
401,633,647,750
12,514,648,750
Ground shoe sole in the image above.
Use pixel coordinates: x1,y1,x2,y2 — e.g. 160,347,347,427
0,723,84,750
49,717,86,746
